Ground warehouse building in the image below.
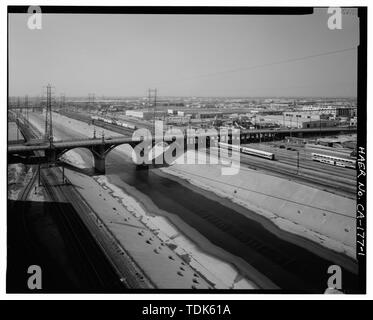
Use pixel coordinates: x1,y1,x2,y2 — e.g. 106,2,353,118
301,119,339,129
125,110,154,120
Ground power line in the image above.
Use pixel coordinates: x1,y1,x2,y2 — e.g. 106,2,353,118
156,47,357,87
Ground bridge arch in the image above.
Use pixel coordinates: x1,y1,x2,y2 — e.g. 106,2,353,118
105,139,185,170
57,147,95,170
104,142,138,164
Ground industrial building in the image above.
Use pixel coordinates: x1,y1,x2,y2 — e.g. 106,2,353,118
125,110,154,120
336,107,357,118
196,111,223,120
257,112,339,129
301,119,339,129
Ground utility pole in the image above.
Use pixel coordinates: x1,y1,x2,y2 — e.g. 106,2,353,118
60,93,66,111
24,95,29,129
148,88,157,135
259,120,261,144
88,93,95,109
44,84,54,144
154,89,157,134
36,95,41,114
16,97,21,140
18,96,22,115
38,164,41,186
319,116,322,138
296,150,300,174
16,117,19,141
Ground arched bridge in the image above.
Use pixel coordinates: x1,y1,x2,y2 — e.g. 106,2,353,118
8,134,226,174
8,126,356,174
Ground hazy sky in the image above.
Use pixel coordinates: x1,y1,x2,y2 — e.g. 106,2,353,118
8,8,359,98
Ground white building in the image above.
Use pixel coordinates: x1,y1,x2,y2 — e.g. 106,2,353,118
125,110,154,120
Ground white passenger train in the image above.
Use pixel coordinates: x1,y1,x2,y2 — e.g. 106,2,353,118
91,115,137,130
311,153,356,169
218,142,275,160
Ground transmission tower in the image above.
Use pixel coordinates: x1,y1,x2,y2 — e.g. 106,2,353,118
44,84,54,143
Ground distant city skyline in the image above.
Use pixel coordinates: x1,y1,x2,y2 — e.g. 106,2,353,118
8,95,357,100
9,8,359,98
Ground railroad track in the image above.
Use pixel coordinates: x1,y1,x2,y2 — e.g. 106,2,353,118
57,110,140,136
248,144,356,180
92,120,136,136
40,167,153,289
208,149,356,197
267,153,356,181
239,156,356,197
41,169,128,291
13,117,151,290
18,166,38,201
222,144,356,193
277,157,356,182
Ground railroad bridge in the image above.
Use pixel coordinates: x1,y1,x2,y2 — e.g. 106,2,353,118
8,134,227,174
8,126,356,174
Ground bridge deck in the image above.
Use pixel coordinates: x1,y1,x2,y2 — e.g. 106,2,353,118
8,126,356,155
7,137,137,154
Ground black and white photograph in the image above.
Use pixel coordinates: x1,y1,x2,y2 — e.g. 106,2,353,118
4,3,367,298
